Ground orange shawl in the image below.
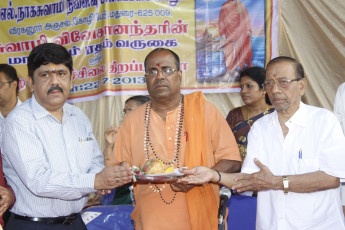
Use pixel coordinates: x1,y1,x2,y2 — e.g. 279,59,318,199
184,92,221,230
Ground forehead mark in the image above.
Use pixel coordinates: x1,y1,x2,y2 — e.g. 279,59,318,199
155,63,160,67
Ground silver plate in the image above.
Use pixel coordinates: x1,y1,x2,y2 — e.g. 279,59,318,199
135,174,182,182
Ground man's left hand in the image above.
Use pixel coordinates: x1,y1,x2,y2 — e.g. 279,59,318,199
0,186,14,216
170,183,195,193
232,158,277,193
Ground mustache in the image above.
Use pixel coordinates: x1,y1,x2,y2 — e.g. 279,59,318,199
47,85,63,94
271,93,285,100
154,80,168,86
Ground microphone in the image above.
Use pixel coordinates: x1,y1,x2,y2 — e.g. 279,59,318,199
218,186,231,230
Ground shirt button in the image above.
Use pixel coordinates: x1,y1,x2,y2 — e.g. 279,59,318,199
168,137,172,141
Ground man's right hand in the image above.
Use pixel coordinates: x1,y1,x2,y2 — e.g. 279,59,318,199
94,165,133,190
0,186,14,216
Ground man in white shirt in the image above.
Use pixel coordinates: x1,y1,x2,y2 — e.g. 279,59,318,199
2,43,133,230
234,57,345,229
0,64,21,227
0,64,22,137
0,64,21,117
334,83,345,215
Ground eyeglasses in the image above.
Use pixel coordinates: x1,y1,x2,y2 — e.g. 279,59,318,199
263,78,302,90
145,68,177,77
0,80,14,87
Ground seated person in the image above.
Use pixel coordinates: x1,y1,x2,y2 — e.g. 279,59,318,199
103,95,150,205
226,67,273,160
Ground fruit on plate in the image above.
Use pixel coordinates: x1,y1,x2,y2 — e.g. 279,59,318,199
164,166,174,173
142,159,165,174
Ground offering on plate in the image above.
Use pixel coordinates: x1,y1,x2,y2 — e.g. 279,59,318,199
132,159,177,182
143,159,165,174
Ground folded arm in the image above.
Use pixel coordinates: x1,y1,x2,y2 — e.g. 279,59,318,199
233,158,339,193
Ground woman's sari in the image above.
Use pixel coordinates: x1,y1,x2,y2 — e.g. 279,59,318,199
226,107,274,160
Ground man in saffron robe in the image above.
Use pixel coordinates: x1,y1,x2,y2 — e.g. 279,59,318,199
219,0,253,75
113,48,241,230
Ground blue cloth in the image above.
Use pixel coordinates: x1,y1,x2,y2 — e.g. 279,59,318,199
82,205,134,230
84,195,256,230
100,189,116,206
227,195,257,230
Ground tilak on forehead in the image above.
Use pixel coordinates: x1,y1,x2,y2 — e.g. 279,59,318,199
155,63,160,67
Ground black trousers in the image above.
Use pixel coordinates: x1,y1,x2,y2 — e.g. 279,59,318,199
4,213,87,230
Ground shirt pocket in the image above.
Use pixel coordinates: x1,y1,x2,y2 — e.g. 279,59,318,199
297,155,318,174
77,137,94,172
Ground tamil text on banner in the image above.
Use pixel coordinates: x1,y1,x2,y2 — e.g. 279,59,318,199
0,0,268,103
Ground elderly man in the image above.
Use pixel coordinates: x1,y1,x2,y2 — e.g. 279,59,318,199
2,43,132,230
236,56,345,229
112,48,241,230
180,56,345,229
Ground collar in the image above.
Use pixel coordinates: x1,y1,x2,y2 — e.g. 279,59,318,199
0,97,22,119
30,94,73,121
286,102,308,128
16,97,22,106
269,101,308,128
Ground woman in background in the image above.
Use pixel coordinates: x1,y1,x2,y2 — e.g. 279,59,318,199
226,67,273,160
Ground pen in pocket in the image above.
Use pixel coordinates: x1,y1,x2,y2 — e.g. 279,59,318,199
79,136,93,143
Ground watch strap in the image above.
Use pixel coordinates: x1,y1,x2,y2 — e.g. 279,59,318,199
283,176,289,195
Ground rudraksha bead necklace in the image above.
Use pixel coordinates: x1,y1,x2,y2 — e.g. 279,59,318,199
143,94,184,204
144,94,184,167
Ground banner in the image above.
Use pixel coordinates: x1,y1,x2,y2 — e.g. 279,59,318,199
0,0,268,103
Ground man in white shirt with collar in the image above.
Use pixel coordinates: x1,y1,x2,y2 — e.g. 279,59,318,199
1,43,133,230
0,64,22,136
334,82,345,216
233,57,345,229
0,64,21,227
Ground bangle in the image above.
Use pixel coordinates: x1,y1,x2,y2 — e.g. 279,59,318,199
215,170,221,183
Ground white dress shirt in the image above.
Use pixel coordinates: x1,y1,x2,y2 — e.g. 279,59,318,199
334,82,345,132
334,82,345,205
0,97,21,143
0,97,21,120
242,102,345,230
2,95,104,217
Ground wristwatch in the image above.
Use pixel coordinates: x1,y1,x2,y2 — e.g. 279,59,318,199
283,176,289,195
